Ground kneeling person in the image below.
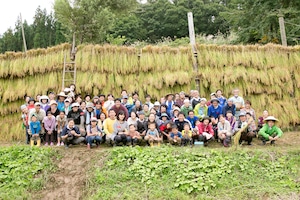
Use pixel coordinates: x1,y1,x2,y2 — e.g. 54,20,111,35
258,116,283,145
61,119,85,148
86,117,103,149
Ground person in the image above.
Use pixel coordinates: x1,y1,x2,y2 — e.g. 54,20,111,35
217,115,232,147
233,112,255,145
165,94,174,116
104,94,115,111
47,100,60,117
171,107,180,120
80,101,86,112
122,95,134,112
142,104,151,118
92,96,100,106
169,125,182,146
97,112,107,133
186,110,199,129
131,100,143,114
180,99,193,117
103,109,117,145
48,91,56,102
258,110,269,130
246,112,257,132
159,104,169,118
127,111,138,126
56,111,67,146
111,98,129,120
43,111,56,146
85,94,91,103
28,102,46,125
216,89,227,107
86,117,103,149
61,119,85,148
57,92,68,111
39,95,50,112
191,90,201,108
175,91,186,108
98,94,106,106
21,105,30,144
208,98,222,119
128,124,142,146
136,111,148,139
194,98,208,121
181,123,193,146
173,112,192,132
67,103,85,135
145,95,154,110
132,92,139,103
153,101,160,113
241,100,256,120
197,116,214,146
113,111,130,146
222,98,236,116
226,110,236,131
258,116,283,145
61,99,71,115
27,98,35,111
145,122,162,147
230,89,245,118
29,115,41,147
84,102,96,130
95,101,107,119
75,94,83,104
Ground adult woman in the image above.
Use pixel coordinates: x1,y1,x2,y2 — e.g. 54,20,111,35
131,100,143,114
147,113,160,132
197,116,214,146
47,100,60,117
86,117,102,149
95,101,107,119
217,115,232,147
241,100,256,120
127,111,138,126
258,110,269,130
113,111,130,146
194,98,208,121
57,92,67,111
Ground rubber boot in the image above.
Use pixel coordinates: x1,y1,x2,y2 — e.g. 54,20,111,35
150,141,154,147
30,139,34,147
157,142,161,147
36,139,41,147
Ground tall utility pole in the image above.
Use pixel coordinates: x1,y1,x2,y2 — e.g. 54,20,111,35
187,12,200,92
278,14,287,46
20,13,27,54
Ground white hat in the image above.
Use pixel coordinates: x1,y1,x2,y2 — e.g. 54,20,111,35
200,98,207,102
183,99,190,103
57,92,67,97
91,117,98,122
49,100,58,106
264,116,278,122
71,103,80,108
154,101,160,106
86,102,94,109
39,95,50,104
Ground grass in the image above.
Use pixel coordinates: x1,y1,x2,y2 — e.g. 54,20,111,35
86,146,300,200
0,146,58,200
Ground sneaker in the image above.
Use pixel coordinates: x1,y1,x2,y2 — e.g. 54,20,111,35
262,140,266,145
61,142,64,146
87,144,91,150
44,142,49,146
56,142,61,146
50,142,54,146
65,145,69,149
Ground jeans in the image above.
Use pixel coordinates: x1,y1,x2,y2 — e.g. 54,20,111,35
86,135,102,145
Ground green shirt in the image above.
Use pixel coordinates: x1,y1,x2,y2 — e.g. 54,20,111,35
259,124,283,140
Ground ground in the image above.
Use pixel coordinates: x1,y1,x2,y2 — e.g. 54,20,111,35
2,131,300,200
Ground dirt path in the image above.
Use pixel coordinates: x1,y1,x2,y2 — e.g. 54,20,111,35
34,147,106,200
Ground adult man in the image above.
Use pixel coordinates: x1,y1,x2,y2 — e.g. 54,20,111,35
61,119,85,148
165,94,174,116
122,95,133,112
111,98,129,120
28,102,46,124
191,90,201,108
67,103,85,136
103,109,117,145
186,110,199,129
233,112,255,145
216,89,227,107
258,116,283,145
173,112,192,132
230,89,245,118
222,98,236,116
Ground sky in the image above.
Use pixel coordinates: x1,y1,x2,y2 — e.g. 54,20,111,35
0,0,54,35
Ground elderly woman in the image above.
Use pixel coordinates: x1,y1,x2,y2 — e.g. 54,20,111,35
241,100,256,120
258,116,283,145
194,98,208,121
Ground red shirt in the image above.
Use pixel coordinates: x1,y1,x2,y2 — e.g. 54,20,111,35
197,122,214,136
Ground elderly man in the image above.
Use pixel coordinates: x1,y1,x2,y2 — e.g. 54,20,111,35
233,112,255,145
230,89,245,118
61,119,85,148
67,103,86,136
28,102,46,124
222,98,236,116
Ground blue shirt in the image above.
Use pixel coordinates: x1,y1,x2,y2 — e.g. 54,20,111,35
208,105,222,119
222,104,236,116
218,97,227,107
57,101,65,111
30,121,41,135
170,132,182,139
186,116,199,128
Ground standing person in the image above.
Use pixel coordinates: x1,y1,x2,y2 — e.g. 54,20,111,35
111,98,129,120
216,89,227,107
145,122,162,147
175,91,186,107
86,117,103,149
29,115,41,147
21,105,30,144
197,116,215,146
98,94,106,106
103,109,117,145
194,98,208,121
145,95,154,110
43,111,56,146
132,92,139,104
104,94,115,111
222,98,236,116
95,101,107,119
258,116,283,145
122,95,134,113
165,94,174,116
61,119,85,148
48,92,56,102
217,115,232,147
61,99,72,115
113,111,130,146
80,101,86,112
230,89,245,118
142,104,151,118
47,100,60,117
173,112,192,132
92,96,100,106
208,98,223,119
85,94,92,103
57,92,68,111
258,110,269,130
241,100,256,120
180,99,193,117
67,103,85,135
84,102,96,131
39,95,50,112
128,124,142,146
233,112,255,145
27,98,36,111
56,111,67,146
191,90,201,108
75,94,83,104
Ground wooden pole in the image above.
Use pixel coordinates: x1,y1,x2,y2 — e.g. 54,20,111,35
20,13,27,54
187,12,200,92
278,15,287,46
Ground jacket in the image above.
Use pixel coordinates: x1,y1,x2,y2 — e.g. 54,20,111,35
193,104,208,120
197,123,214,136
259,124,283,140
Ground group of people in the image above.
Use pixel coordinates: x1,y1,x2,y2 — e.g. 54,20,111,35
20,85,283,149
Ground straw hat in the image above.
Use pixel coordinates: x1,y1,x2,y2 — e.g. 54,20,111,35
264,116,278,122
57,92,67,97
49,100,58,106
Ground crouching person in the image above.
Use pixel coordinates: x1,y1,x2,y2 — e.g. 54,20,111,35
169,125,183,146
114,111,130,146
217,115,232,147
233,112,255,145
86,117,102,149
181,123,193,146
29,115,41,147
61,119,85,148
145,122,162,147
197,116,215,146
258,116,283,145
128,124,142,146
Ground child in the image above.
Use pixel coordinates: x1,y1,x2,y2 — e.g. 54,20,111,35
86,117,102,149
29,115,41,147
169,125,183,146
56,111,67,146
258,116,283,145
21,105,30,144
43,111,56,146
181,123,193,146
128,124,142,146
145,122,162,147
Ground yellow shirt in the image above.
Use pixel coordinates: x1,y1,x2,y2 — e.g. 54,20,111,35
182,130,192,138
103,118,116,135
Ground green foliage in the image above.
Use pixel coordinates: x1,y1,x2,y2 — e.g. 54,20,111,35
88,147,300,199
0,146,57,199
